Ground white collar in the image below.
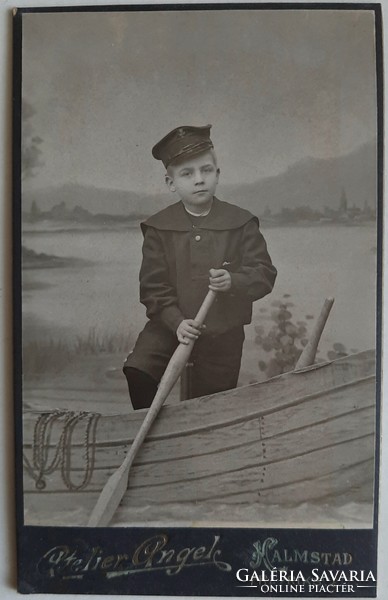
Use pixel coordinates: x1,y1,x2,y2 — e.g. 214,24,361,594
183,200,213,217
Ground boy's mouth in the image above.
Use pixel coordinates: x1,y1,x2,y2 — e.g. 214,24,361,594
193,190,208,194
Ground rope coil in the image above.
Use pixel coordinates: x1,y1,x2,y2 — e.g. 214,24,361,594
23,410,101,491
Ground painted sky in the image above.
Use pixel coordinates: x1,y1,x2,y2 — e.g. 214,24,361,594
22,8,377,194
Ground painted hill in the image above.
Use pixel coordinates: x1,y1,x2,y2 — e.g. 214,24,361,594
217,140,377,216
22,141,376,218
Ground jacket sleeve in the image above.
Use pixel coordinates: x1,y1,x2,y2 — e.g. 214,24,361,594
229,219,277,300
139,226,185,333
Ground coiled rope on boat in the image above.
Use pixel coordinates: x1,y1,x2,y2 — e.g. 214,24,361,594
23,410,101,491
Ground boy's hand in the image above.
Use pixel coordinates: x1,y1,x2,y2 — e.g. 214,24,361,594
209,268,232,292
176,320,205,345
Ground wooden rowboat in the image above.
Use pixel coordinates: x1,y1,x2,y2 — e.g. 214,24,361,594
22,349,376,525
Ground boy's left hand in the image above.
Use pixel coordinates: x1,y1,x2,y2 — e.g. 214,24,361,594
209,268,232,292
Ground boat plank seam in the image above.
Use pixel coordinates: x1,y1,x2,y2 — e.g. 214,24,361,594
24,404,374,475
122,457,375,505
105,432,375,492
24,454,374,497
22,377,375,449
141,374,375,441
22,434,374,493
257,415,266,498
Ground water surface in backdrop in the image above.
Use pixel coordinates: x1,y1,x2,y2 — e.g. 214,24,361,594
22,223,377,386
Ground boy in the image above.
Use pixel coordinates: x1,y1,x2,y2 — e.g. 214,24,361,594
123,125,277,409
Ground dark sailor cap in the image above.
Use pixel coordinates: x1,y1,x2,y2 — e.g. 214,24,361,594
152,125,213,168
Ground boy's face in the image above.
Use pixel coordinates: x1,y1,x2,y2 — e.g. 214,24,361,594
165,150,220,211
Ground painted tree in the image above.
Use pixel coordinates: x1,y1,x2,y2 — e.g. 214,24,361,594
30,199,40,221
339,187,348,214
22,100,44,180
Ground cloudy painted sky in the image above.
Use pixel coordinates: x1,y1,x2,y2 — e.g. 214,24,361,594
22,8,377,194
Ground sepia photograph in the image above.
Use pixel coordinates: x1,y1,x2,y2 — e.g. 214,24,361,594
13,3,383,596
13,6,382,595
17,6,380,534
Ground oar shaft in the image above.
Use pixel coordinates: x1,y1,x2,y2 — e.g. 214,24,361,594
122,343,195,469
87,289,217,527
114,290,216,471
194,289,217,323
295,297,334,369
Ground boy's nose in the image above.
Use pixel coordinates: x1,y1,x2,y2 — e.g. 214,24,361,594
194,170,205,184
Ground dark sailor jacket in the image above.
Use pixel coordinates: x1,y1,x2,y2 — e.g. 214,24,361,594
139,197,277,336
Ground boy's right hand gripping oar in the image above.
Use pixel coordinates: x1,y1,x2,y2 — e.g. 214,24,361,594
87,289,217,527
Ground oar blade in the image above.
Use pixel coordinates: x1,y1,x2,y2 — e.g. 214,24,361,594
87,463,130,527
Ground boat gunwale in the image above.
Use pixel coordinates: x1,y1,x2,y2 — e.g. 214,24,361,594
23,372,376,451
23,349,376,419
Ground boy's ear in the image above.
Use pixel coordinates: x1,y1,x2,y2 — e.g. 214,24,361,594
165,174,176,193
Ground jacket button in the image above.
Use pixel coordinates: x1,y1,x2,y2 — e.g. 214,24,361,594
195,235,201,241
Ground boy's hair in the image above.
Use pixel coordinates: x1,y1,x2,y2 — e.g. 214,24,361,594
166,148,218,176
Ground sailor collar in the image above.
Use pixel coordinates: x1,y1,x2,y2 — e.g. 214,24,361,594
141,197,257,233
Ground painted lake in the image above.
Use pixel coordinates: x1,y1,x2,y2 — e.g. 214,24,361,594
22,222,377,388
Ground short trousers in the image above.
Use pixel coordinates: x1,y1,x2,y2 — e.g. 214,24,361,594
123,320,245,398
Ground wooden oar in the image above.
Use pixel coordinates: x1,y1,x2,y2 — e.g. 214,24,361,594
295,297,334,370
87,289,217,527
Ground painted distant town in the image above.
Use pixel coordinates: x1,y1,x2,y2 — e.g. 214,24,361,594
23,187,376,229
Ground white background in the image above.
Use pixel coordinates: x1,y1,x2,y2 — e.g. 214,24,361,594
0,1,386,599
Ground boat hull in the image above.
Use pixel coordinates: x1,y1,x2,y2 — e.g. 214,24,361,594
22,351,376,524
